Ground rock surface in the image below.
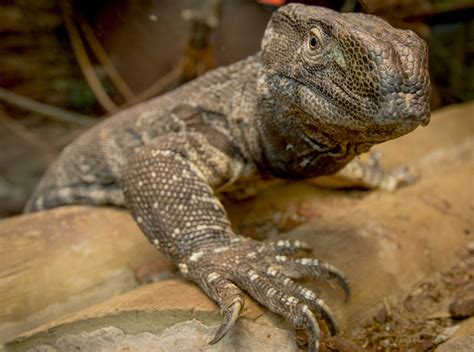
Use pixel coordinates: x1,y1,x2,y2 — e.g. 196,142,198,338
436,317,474,352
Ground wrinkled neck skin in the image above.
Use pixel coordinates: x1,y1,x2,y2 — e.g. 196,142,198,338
249,69,373,180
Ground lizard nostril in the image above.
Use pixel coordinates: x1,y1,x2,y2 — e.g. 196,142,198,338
420,114,430,126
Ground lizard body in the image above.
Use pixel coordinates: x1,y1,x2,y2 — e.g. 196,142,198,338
25,4,430,351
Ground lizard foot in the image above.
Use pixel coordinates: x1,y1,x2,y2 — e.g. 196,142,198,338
369,151,419,191
384,164,418,190
178,238,349,352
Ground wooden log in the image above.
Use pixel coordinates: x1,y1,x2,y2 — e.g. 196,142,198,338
0,207,158,343
1,102,473,350
4,280,295,352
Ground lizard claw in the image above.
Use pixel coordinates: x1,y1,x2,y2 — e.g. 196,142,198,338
296,304,321,352
209,300,243,344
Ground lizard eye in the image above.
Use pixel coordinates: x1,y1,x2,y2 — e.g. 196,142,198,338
307,27,324,52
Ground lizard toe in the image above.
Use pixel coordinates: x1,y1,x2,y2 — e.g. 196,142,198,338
388,164,418,188
194,271,245,344
266,265,339,335
275,256,351,302
235,267,322,351
268,239,312,255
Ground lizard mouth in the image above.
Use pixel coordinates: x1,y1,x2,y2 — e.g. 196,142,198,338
270,73,424,141
291,74,425,124
273,73,376,123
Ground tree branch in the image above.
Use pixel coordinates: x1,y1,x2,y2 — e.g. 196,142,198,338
77,15,136,102
0,87,94,126
60,0,118,114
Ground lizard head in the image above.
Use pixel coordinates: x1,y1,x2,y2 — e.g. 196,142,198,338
260,3,431,144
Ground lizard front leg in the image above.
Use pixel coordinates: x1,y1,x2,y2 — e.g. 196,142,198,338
336,153,417,191
122,131,349,351
309,153,417,191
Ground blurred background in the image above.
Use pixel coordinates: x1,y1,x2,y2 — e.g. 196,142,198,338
0,0,473,217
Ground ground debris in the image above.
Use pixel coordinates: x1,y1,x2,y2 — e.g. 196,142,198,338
350,244,474,350
433,325,460,345
449,296,474,319
321,336,366,352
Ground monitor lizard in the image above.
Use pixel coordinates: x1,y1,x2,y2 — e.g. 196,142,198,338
25,4,430,351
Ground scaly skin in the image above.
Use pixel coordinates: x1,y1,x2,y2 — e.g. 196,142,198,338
25,4,430,351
